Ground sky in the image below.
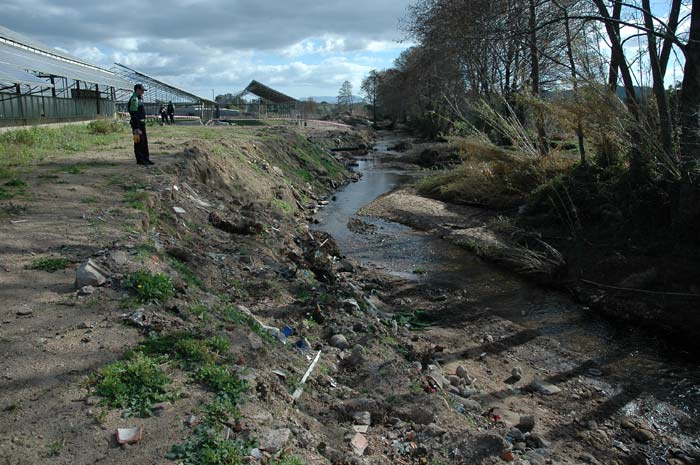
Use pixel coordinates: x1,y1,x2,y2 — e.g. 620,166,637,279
1,0,415,99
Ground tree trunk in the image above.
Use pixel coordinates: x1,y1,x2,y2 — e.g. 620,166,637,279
676,0,700,233
529,0,549,156
642,0,674,158
659,0,682,77
608,1,622,90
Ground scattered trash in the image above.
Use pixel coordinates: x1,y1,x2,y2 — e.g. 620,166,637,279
294,338,310,353
123,310,146,328
173,207,186,215
281,325,294,337
292,350,322,401
353,425,369,433
350,433,368,456
116,426,142,445
271,370,287,380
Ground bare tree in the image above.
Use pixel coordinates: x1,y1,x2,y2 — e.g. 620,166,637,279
337,81,354,115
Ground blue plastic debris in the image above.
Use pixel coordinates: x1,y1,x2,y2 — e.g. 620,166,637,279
294,338,310,353
282,326,294,337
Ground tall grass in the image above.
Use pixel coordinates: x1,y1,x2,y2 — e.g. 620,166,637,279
417,137,575,209
0,122,126,179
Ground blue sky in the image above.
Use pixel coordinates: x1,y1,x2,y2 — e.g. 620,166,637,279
2,0,414,99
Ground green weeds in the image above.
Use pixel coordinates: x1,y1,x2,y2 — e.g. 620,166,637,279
93,353,173,417
125,270,175,303
30,257,71,272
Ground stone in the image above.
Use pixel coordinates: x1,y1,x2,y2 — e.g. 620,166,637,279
15,307,33,316
517,415,536,432
632,428,655,443
448,375,462,386
449,393,482,412
531,379,561,396
258,428,291,454
350,433,368,456
578,452,602,465
110,250,129,266
396,406,436,425
456,365,470,380
79,285,96,296
526,451,547,465
345,345,366,367
509,427,525,443
511,367,523,381
335,259,355,273
352,411,371,426
329,334,350,350
526,433,549,449
75,259,107,288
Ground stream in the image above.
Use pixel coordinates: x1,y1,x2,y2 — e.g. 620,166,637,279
314,132,700,429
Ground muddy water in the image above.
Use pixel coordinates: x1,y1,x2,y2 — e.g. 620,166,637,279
314,133,700,423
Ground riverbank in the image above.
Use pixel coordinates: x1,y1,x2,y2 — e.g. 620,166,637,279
0,123,698,465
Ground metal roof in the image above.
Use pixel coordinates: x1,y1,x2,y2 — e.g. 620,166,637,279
0,25,132,89
113,63,214,104
0,61,54,87
235,80,298,104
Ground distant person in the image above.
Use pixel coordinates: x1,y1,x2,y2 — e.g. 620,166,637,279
128,84,153,165
167,101,175,125
158,104,167,126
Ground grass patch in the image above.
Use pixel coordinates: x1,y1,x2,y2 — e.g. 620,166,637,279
392,309,435,330
5,178,26,187
45,439,64,458
166,426,252,465
168,257,203,288
30,257,71,272
136,332,229,370
60,164,85,175
271,198,294,215
125,270,175,303
87,119,124,135
220,304,276,343
193,364,247,400
124,191,149,210
92,353,173,417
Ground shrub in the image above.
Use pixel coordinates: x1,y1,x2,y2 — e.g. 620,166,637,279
87,119,123,135
125,270,175,303
193,364,247,400
93,353,172,417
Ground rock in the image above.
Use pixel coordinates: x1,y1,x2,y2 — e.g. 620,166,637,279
456,365,474,384
352,411,371,426
449,393,482,412
448,375,462,386
509,427,525,443
334,259,355,273
341,298,361,313
110,250,129,266
526,451,547,465
511,367,523,381
396,406,436,425
258,428,291,454
329,334,350,350
531,379,561,396
345,345,366,367
15,307,33,317
75,259,107,288
526,433,549,449
79,285,96,296
631,428,655,443
517,415,536,432
620,418,636,429
350,433,368,456
578,452,602,465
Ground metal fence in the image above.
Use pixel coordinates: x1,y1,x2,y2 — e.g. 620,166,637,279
0,93,116,127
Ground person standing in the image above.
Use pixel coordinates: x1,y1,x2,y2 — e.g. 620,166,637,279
158,104,167,126
128,84,153,165
167,100,175,125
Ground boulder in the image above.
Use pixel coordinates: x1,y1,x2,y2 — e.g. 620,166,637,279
258,428,291,453
75,259,108,288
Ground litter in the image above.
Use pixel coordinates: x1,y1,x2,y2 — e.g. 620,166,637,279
116,426,142,445
292,350,322,401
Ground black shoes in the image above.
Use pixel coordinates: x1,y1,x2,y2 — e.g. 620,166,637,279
136,160,155,165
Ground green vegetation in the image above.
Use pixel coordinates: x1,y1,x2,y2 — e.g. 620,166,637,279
45,439,64,457
168,257,203,288
124,190,149,210
392,309,435,330
271,198,294,215
93,353,173,417
125,270,175,303
29,257,71,272
87,119,124,135
137,332,229,370
166,426,252,465
220,304,276,343
0,124,124,180
193,364,247,400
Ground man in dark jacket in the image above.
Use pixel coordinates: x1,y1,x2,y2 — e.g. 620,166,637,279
167,100,175,125
128,84,153,165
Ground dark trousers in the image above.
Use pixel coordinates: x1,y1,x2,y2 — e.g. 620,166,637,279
160,113,167,125
133,126,150,163
168,113,174,125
